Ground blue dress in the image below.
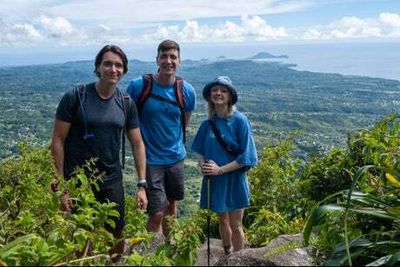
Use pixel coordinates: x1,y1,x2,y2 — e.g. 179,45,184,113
191,111,258,213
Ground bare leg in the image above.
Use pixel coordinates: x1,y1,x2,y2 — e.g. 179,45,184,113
229,209,245,252
162,199,177,236
218,212,232,254
147,211,164,234
110,231,124,262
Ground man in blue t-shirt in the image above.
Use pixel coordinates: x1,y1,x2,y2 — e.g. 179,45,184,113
126,40,196,235
51,45,147,259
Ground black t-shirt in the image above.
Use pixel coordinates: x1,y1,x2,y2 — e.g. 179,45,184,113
56,83,139,183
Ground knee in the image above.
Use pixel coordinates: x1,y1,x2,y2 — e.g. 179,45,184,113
219,214,230,228
229,221,243,232
150,211,164,224
166,200,177,214
147,211,164,233
148,211,164,227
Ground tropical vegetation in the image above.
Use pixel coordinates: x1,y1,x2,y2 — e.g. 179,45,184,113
1,57,400,265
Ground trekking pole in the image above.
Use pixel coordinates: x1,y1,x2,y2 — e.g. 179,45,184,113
206,174,211,267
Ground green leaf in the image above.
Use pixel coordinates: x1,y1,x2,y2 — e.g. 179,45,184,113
386,251,400,266
348,207,397,220
303,204,345,246
0,234,36,259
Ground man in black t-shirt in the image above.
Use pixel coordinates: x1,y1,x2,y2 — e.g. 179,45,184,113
50,45,147,259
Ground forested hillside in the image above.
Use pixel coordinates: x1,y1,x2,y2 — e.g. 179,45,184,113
1,58,399,159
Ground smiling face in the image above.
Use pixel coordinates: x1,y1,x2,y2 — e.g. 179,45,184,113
156,48,180,77
210,85,231,106
96,51,124,85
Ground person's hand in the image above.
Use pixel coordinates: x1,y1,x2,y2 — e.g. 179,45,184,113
201,160,223,176
50,179,59,192
137,189,148,210
60,191,73,213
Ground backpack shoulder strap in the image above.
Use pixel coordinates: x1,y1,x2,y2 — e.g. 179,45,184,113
174,76,186,143
208,119,249,171
118,89,131,169
72,84,86,120
208,118,239,156
174,76,185,109
120,90,131,126
137,73,153,113
72,84,93,140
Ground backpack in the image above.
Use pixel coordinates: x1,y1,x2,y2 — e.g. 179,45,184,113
72,84,131,169
137,73,186,143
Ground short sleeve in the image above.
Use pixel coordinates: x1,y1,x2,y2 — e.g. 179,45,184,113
183,81,196,112
125,77,145,103
234,115,258,167
126,97,140,130
55,90,76,122
191,120,209,156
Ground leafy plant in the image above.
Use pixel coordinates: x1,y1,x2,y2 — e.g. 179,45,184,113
303,115,400,266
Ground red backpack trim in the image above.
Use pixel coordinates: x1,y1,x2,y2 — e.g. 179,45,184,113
137,74,186,142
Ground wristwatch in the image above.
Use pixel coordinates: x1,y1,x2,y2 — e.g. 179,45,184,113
137,180,147,189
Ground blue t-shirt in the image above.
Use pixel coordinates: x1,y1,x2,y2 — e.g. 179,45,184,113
191,111,258,213
56,83,139,183
126,76,196,165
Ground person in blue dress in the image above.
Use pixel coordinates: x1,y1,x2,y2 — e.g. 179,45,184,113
191,76,258,255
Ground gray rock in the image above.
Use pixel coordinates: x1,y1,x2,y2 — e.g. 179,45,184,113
195,234,313,266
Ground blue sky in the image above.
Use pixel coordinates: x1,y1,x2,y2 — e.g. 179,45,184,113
1,0,400,65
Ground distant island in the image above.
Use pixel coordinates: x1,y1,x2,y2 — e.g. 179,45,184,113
247,52,289,60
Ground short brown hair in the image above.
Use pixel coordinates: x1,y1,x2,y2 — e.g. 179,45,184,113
94,44,128,77
157,39,180,58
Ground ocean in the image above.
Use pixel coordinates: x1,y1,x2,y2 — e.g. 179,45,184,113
1,41,399,81
182,41,400,81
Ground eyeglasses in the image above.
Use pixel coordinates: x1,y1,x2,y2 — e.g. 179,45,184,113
102,60,124,69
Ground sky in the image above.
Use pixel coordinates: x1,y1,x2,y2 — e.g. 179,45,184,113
1,0,400,65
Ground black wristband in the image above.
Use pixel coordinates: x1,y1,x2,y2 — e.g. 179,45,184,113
137,180,147,189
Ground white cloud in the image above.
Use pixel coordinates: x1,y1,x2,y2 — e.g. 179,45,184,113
0,19,42,46
302,29,322,40
140,15,288,43
379,12,400,28
214,21,245,42
300,12,400,40
0,1,399,48
13,24,42,40
35,15,74,37
241,15,288,40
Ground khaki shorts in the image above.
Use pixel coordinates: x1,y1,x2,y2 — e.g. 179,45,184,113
146,160,185,215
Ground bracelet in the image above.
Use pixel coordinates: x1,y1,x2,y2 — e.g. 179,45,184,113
218,168,224,175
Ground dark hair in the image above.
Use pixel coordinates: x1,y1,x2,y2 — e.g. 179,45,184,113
157,39,180,58
94,44,128,77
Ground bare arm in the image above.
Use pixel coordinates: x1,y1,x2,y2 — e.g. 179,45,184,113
201,159,243,176
50,119,71,176
50,119,73,212
127,128,147,209
127,128,146,179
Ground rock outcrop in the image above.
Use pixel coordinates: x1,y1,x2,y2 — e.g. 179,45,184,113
195,234,312,266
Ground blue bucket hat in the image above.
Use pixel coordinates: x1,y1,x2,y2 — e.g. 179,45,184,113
202,76,238,105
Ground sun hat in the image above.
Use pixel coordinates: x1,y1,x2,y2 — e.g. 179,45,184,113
202,76,238,105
